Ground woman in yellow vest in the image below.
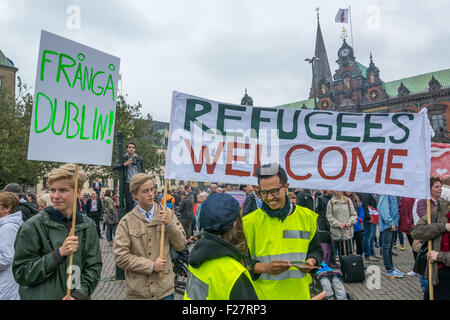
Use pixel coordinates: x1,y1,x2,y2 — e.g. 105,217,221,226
243,163,323,300
184,193,258,300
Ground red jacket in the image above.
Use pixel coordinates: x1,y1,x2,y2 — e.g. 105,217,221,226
398,197,415,234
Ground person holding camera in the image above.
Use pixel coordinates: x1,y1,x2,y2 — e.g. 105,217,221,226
113,141,145,213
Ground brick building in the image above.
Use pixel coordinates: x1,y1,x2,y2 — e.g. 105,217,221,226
278,19,450,143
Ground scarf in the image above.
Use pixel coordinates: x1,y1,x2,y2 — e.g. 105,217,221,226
439,211,450,271
261,196,293,222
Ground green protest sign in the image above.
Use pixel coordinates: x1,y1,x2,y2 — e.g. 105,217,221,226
28,30,120,165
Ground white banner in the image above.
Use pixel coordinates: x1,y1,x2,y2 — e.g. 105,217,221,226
165,92,433,199
27,30,120,166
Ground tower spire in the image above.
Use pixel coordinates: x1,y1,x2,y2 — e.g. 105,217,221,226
240,87,253,106
309,13,332,100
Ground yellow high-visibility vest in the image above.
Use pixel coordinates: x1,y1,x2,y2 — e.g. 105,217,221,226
184,256,253,300
243,204,318,300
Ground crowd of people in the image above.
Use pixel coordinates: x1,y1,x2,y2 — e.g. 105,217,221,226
1,143,450,300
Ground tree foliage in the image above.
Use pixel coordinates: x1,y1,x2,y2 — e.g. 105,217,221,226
0,79,58,189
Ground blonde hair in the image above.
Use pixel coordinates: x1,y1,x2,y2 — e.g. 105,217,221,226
37,193,53,209
129,173,153,195
47,164,86,191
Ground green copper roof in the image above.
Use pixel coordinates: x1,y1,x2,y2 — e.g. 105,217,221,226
276,98,316,110
0,50,15,68
383,68,450,96
356,61,368,78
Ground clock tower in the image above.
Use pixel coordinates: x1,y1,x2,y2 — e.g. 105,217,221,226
332,38,365,112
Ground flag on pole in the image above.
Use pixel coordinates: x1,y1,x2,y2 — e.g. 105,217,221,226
335,8,349,23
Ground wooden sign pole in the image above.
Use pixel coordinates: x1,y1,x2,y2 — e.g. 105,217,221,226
426,199,434,300
159,179,168,278
65,163,79,299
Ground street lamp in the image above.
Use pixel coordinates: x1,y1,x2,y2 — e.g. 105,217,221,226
305,56,320,110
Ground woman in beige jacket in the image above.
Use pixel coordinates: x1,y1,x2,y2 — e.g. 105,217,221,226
113,173,186,300
326,191,358,254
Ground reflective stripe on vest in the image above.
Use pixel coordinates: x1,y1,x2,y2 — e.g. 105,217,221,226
185,272,209,300
184,256,253,300
283,230,310,239
243,205,318,300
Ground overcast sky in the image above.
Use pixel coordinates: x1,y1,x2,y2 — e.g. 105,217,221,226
1,0,449,122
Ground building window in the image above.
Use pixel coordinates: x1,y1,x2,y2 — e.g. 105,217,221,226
0,77,3,89
42,177,48,190
431,113,446,133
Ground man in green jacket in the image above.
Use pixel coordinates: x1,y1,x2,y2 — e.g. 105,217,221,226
12,164,102,300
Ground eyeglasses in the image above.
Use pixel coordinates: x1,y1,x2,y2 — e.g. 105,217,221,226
260,185,285,198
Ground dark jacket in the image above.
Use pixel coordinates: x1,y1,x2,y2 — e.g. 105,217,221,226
17,202,39,222
86,198,103,215
242,192,258,217
188,192,197,205
189,232,258,300
357,192,376,224
12,208,102,300
295,189,315,212
179,197,193,220
112,153,145,182
316,194,332,232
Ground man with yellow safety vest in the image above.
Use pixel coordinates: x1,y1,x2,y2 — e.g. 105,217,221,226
243,163,323,300
184,193,258,300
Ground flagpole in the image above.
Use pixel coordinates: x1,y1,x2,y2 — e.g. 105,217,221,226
349,6,354,48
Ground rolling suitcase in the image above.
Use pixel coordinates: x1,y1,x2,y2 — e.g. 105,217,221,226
334,238,365,283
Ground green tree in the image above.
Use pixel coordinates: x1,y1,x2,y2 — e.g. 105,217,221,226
0,78,58,189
